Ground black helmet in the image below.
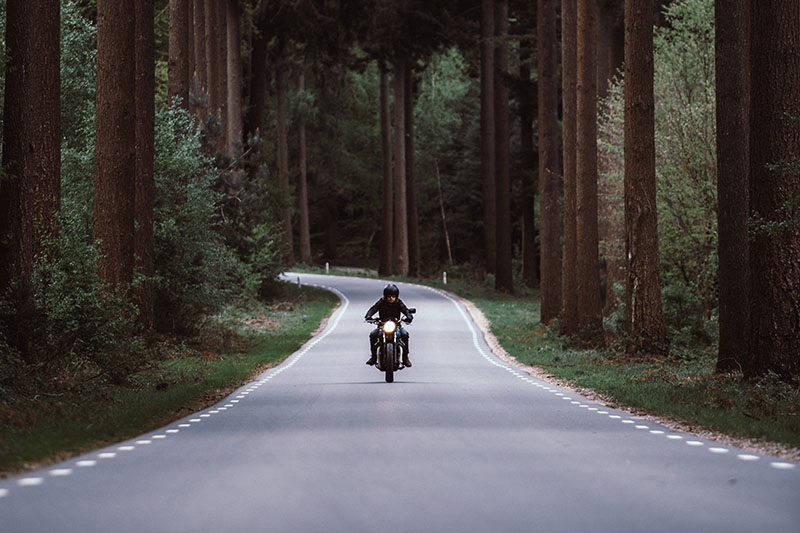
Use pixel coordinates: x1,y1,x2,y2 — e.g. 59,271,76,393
383,283,399,298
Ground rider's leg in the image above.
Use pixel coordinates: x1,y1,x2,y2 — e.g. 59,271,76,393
366,328,378,365
401,328,412,367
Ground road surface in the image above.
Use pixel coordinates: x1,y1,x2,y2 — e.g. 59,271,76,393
1,273,798,532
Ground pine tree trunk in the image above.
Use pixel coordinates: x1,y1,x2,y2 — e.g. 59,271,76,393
135,0,155,331
519,34,538,288
538,0,561,318
191,0,206,112
167,0,190,107
494,0,513,293
204,2,220,115
94,0,136,290
715,0,750,373
480,0,497,275
379,66,394,276
0,0,61,355
216,1,228,152
226,0,243,155
624,0,666,354
561,0,579,334
576,0,603,343
748,0,800,379
297,71,312,265
393,61,409,276
276,64,295,264
405,66,420,278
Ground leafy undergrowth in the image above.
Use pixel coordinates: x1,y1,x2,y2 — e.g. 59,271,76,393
0,284,339,478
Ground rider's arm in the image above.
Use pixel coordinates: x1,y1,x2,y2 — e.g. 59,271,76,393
365,299,381,320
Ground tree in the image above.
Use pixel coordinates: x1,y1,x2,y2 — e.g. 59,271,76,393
94,0,136,290
519,31,538,288
0,0,61,354
714,0,749,372
494,0,513,293
226,0,243,155
748,0,800,379
276,63,295,264
192,0,206,95
167,0,190,106
624,0,666,354
135,0,156,331
576,0,603,342
394,60,410,276
379,65,394,276
538,0,561,319
406,65,420,277
480,0,497,275
561,0,579,334
296,71,312,264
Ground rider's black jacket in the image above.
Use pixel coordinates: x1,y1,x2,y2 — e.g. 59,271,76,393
365,297,413,323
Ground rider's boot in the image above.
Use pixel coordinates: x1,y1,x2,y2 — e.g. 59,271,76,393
402,352,412,367
366,352,377,365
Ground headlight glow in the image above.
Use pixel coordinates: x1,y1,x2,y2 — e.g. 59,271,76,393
382,320,397,335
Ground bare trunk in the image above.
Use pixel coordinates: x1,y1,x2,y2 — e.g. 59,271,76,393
624,0,666,354
480,0,497,274
405,66,420,277
519,32,538,288
276,64,295,264
715,0,750,373
297,71,312,264
393,61,409,276
561,0,579,334
167,0,190,107
538,0,561,318
226,0,243,156
495,0,513,293
94,0,136,290
135,0,155,331
379,66,394,276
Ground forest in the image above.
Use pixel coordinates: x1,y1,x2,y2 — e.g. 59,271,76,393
0,0,799,399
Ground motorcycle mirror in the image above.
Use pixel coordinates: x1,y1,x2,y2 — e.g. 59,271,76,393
407,308,416,314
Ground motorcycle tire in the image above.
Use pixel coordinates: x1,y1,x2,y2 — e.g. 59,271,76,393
384,344,395,383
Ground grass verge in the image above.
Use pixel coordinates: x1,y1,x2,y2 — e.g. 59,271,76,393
0,283,339,478
425,276,800,456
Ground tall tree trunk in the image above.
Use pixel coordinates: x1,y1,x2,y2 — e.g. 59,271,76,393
393,61,409,276
296,71,312,265
538,0,561,317
480,0,497,275
748,0,800,379
405,66,420,278
624,0,666,354
715,0,749,373
561,0,579,334
276,64,295,264
226,0,243,156
204,2,220,115
494,0,513,293
167,0,190,107
94,0,136,290
216,1,228,152
576,0,603,343
379,66,394,276
135,0,155,331
519,33,538,289
191,0,206,112
0,0,60,356
247,24,268,155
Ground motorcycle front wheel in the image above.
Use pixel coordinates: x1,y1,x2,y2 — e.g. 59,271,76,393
383,343,395,383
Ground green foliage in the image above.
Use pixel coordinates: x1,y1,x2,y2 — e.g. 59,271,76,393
598,0,718,345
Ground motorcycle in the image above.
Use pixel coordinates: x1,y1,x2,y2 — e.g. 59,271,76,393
366,308,415,383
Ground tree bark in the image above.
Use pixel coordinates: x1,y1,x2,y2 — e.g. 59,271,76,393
538,0,561,318
167,0,190,107
94,0,136,290
748,0,800,379
276,64,295,264
561,0,579,334
480,0,497,275
226,0,243,155
191,0,206,111
0,0,61,355
494,0,513,293
715,0,750,373
379,66,394,276
135,0,155,331
405,65,420,278
520,32,538,289
393,61,409,276
576,0,603,343
297,71,312,265
624,0,666,354
204,1,220,115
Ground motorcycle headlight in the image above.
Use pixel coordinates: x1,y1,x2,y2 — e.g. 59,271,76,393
382,320,397,335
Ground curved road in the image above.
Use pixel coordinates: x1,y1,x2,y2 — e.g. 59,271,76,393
1,273,798,532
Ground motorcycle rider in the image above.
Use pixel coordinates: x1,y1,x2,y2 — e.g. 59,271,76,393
365,283,413,367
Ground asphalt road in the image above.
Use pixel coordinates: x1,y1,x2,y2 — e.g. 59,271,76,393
1,273,798,532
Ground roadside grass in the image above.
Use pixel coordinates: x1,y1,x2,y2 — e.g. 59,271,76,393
424,276,800,453
0,283,339,478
